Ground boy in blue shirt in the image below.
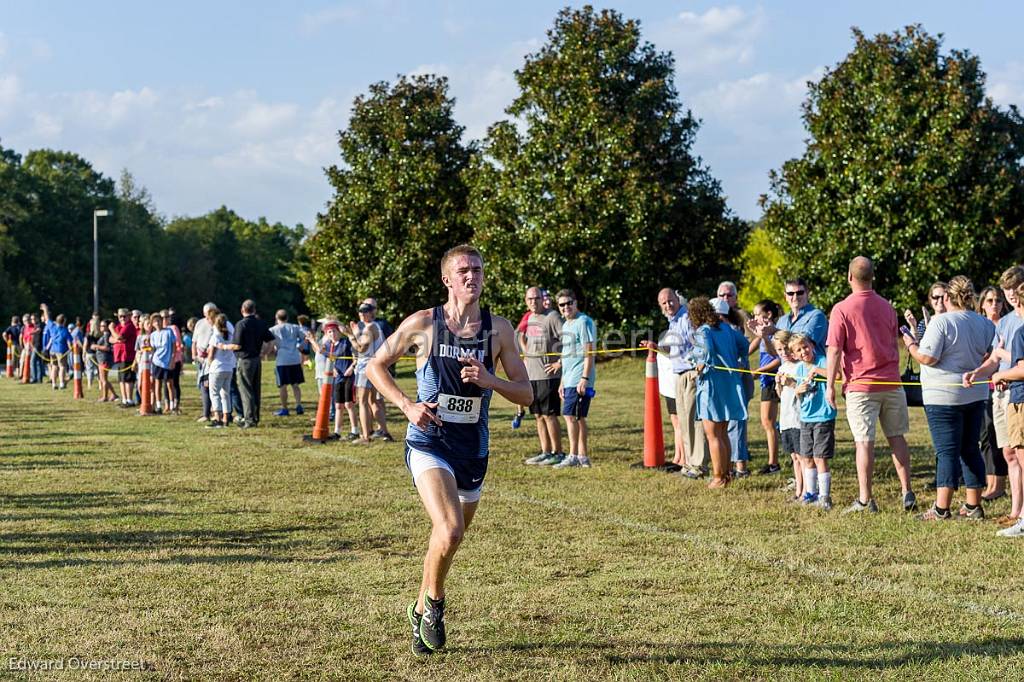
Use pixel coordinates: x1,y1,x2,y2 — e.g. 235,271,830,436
788,333,837,510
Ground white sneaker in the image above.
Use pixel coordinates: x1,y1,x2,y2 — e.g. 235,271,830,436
524,452,551,465
553,455,580,469
577,456,592,468
997,520,1024,537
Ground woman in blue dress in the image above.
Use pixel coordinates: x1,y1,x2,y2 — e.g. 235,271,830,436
690,297,749,488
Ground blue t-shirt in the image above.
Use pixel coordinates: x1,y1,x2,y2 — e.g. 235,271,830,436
996,313,1023,372
1009,325,1024,404
793,354,837,423
150,328,176,369
320,337,353,376
778,304,828,356
561,314,597,388
48,326,72,355
758,340,776,389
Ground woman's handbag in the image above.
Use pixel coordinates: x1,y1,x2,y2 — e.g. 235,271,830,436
901,356,923,407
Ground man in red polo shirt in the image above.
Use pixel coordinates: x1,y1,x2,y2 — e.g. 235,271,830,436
110,308,138,407
825,256,916,514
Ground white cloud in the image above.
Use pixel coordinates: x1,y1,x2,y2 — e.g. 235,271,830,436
989,61,1024,108
650,5,764,77
0,73,19,113
0,32,8,59
300,5,361,34
232,100,299,137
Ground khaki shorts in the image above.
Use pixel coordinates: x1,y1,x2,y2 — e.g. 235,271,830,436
1007,402,1024,450
845,388,910,442
993,389,1010,449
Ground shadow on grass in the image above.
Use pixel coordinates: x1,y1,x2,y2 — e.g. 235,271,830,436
589,636,1024,669
0,524,400,567
457,636,1024,669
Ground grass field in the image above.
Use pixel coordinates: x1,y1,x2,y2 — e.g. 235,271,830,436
2,358,1024,680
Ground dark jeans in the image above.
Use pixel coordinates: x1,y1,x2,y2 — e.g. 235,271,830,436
236,358,262,425
199,373,212,420
30,352,44,382
981,397,1008,476
924,401,986,490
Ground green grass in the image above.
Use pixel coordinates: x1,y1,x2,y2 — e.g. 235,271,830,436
2,358,1024,680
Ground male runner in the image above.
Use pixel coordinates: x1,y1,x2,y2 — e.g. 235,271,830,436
366,244,531,655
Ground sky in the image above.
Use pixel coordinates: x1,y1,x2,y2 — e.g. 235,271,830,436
2,1,1023,227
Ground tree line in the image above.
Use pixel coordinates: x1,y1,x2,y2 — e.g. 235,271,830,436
0,149,306,323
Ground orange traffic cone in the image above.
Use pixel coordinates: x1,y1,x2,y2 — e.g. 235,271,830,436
631,346,680,472
303,372,334,443
138,349,154,416
72,341,84,399
21,347,31,383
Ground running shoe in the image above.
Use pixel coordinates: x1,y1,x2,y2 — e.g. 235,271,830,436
731,468,751,479
577,456,592,468
679,467,704,480
758,464,782,475
553,455,580,469
996,520,1024,537
524,452,551,465
370,429,395,442
957,503,985,521
842,499,879,514
345,432,360,442
539,453,565,466
419,595,446,651
818,495,833,511
799,492,819,505
295,404,305,415
407,603,432,656
274,408,290,417
511,410,523,429
917,505,952,521
205,421,223,429
903,491,918,512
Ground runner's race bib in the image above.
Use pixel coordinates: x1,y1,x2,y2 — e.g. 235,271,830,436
437,393,482,424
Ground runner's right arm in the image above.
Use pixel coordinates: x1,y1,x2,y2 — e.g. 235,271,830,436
366,310,440,429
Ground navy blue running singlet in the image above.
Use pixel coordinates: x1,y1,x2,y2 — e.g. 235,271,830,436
405,306,493,461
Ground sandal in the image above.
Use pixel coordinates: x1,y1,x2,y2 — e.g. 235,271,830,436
981,491,1007,502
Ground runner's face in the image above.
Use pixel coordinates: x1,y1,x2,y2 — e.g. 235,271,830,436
445,255,484,301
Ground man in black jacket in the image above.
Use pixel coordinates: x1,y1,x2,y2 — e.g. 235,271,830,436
227,299,274,428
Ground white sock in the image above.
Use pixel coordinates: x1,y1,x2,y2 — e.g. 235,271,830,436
818,471,831,498
803,467,818,495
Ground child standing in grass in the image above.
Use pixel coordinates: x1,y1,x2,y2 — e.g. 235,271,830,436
790,333,837,511
749,300,783,474
774,330,803,502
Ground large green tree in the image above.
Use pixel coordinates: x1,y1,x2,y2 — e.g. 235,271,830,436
469,5,746,327
761,26,1024,310
303,74,473,320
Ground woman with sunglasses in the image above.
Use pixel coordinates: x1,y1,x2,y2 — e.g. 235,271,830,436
976,287,1009,503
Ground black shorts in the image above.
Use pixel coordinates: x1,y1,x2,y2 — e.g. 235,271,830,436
276,363,305,387
761,385,780,403
780,428,801,455
116,362,136,383
664,396,677,415
333,375,354,404
529,378,561,416
151,365,172,381
799,421,835,459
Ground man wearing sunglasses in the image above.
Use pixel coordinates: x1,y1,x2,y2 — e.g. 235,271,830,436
555,290,597,469
766,277,828,358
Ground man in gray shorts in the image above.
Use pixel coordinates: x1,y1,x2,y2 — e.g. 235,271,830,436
521,287,565,465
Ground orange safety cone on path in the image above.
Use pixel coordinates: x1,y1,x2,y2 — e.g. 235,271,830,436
303,371,334,443
138,349,154,415
21,347,31,384
631,346,681,473
72,341,84,399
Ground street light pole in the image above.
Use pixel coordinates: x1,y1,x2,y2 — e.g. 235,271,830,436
93,209,111,314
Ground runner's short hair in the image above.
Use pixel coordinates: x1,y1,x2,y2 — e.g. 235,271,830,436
441,244,483,272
